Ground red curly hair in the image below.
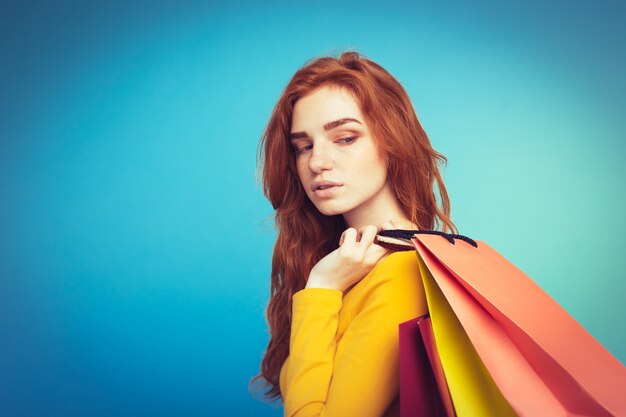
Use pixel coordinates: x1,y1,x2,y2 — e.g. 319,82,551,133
250,51,457,402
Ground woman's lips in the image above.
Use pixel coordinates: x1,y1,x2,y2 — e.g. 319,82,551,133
313,185,343,198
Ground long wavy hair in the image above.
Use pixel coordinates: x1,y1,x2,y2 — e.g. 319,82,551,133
250,51,457,402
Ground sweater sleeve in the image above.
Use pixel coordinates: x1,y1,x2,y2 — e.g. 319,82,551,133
282,288,343,416
281,252,427,417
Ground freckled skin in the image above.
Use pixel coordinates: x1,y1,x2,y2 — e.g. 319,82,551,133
291,85,409,230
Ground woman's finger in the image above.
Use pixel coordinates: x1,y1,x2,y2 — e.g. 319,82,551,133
378,220,395,232
369,240,390,259
357,225,378,252
390,220,404,230
340,228,357,247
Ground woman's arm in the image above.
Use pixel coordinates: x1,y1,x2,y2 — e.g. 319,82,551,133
282,288,343,416
281,252,427,417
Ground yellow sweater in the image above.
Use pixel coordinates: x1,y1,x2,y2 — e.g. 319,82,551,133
279,250,428,417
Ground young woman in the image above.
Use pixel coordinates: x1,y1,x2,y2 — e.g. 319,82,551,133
251,51,457,417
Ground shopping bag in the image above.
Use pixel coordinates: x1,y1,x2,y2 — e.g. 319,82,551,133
419,256,518,417
398,231,626,417
398,314,455,417
418,316,456,417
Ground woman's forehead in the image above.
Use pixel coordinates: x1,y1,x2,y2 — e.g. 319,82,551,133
291,85,364,132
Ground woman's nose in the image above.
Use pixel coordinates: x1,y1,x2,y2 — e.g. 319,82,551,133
308,145,333,173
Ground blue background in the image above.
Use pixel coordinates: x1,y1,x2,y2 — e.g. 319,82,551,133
1,1,624,415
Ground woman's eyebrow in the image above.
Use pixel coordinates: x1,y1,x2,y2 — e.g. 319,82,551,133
289,117,362,140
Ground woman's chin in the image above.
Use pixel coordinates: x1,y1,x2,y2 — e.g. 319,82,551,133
314,203,349,217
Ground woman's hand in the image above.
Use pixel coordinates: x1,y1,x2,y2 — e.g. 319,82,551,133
305,220,404,292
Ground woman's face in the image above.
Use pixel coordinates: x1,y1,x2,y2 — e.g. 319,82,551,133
290,84,390,221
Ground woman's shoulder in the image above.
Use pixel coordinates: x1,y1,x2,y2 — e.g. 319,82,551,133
344,250,422,298
342,248,427,320
377,249,420,268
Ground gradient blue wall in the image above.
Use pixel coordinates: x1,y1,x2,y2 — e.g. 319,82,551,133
1,1,624,416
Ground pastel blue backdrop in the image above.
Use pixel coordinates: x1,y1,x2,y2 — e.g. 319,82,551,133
1,1,624,416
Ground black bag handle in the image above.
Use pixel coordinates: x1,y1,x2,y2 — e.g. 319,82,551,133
376,229,478,248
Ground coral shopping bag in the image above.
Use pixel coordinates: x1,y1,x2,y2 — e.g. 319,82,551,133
419,257,518,417
402,232,626,417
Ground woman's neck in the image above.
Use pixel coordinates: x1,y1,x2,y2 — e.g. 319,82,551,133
341,184,418,230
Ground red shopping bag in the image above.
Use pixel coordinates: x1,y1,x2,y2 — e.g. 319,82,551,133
405,232,626,417
399,314,455,417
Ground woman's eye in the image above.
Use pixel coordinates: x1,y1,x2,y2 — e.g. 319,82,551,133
294,137,357,155
294,145,312,154
336,136,357,144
